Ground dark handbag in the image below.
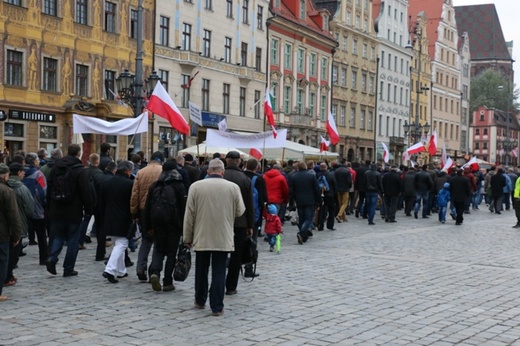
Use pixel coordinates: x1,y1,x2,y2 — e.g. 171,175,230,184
173,241,191,282
241,236,258,266
127,221,142,240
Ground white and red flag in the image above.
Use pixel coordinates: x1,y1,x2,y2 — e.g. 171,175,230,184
181,70,200,89
512,147,519,158
147,81,190,134
249,148,263,160
320,136,330,152
381,142,390,163
326,112,340,145
441,144,447,167
406,142,426,155
264,87,277,138
428,130,437,156
442,157,453,172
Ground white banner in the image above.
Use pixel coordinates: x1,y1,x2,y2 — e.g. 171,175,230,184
73,113,148,135
188,101,202,126
206,129,287,148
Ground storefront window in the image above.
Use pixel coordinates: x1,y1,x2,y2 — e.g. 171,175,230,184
4,122,24,137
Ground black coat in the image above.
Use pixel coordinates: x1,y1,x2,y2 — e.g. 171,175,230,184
99,172,134,238
244,170,268,216
450,174,471,202
382,171,402,197
317,170,336,198
333,165,352,193
223,165,255,229
289,170,321,207
414,170,433,193
490,172,506,197
403,171,417,197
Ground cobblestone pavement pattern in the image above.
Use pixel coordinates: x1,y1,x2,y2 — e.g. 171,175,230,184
2,209,520,345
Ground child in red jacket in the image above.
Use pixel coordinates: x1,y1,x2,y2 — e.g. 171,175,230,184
264,204,282,252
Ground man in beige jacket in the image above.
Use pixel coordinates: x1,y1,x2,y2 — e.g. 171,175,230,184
184,159,245,316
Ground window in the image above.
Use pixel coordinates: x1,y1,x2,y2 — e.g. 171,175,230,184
76,0,88,25
393,85,397,103
284,44,292,69
352,39,358,55
368,111,373,130
297,48,304,73
341,68,347,87
254,90,261,119
483,142,487,149
309,92,315,116
474,142,479,149
43,57,58,92
240,42,248,66
340,106,346,126
6,0,21,5
158,69,169,92
239,87,246,117
181,74,190,108
255,47,262,72
342,35,347,51
369,75,374,94
483,128,488,135
362,43,367,58
321,57,327,80
299,0,305,19
223,83,230,114
283,86,291,114
257,6,264,30
271,39,279,65
202,79,210,111
387,83,391,101
378,114,382,135
380,82,384,99
297,89,304,114
332,66,338,84
75,64,89,96
224,37,232,63
6,50,23,86
159,16,169,46
381,51,384,67
361,73,367,93
226,0,233,17
43,0,57,16
310,53,316,77
104,2,116,33
350,107,356,128
104,70,115,100
370,46,375,61
205,0,212,10
242,0,249,24
320,95,326,121
130,9,138,39
351,70,357,89
388,54,391,70
360,109,365,129
182,23,192,51
202,30,211,57
346,11,351,25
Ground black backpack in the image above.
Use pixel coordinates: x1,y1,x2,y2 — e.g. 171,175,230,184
149,182,181,228
50,163,83,202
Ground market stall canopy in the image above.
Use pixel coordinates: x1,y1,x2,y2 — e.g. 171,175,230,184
240,140,340,161
178,142,249,159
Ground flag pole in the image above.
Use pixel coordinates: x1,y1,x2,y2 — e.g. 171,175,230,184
128,111,146,147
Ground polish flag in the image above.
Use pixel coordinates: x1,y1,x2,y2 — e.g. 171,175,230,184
147,82,189,134
406,142,426,155
441,144,447,167
249,148,263,160
381,142,390,163
442,157,453,172
326,112,340,145
320,136,330,152
402,151,410,162
428,130,437,156
512,147,519,158
264,87,277,138
462,156,479,171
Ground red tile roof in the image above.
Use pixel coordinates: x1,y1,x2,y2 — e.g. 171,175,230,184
409,0,443,60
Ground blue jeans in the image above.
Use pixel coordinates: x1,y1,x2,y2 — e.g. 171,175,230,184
365,192,379,223
414,191,429,217
195,251,228,313
48,219,81,274
297,205,315,240
438,206,447,222
0,241,8,295
473,188,482,209
267,234,276,247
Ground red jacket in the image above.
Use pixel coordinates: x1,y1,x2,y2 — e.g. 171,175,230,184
263,169,289,204
264,213,282,235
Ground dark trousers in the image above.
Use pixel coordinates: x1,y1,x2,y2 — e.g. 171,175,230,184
150,229,181,286
404,195,415,215
48,219,81,274
78,214,92,246
0,242,8,295
514,198,520,223
95,218,107,261
5,241,21,283
384,195,399,221
225,227,246,292
195,251,228,313
454,201,465,224
318,196,336,230
31,218,48,264
357,191,367,217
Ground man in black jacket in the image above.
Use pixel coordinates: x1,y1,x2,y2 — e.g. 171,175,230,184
490,168,507,214
334,159,352,223
290,161,321,243
450,168,471,225
223,151,255,294
46,144,93,277
364,164,383,225
317,162,337,231
414,164,434,219
355,160,370,218
382,165,402,222
91,162,116,261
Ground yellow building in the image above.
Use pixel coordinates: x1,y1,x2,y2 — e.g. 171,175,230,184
0,0,154,162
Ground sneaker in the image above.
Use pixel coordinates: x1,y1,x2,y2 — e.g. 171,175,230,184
150,274,162,292
162,284,175,292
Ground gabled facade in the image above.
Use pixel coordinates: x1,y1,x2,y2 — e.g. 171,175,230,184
470,106,520,166
409,0,462,157
0,0,154,162
154,0,269,155
322,0,378,162
268,0,337,148
459,31,471,154
372,0,412,163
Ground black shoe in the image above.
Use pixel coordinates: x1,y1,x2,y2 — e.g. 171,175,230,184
327,227,336,231
385,219,389,222
22,242,28,249
103,271,118,283
137,271,148,282
368,222,375,225
307,230,313,237
95,256,109,262
125,260,134,267
496,211,502,214
414,212,418,219
117,273,128,278
513,223,520,228
450,213,456,220
455,222,461,226
63,271,78,277
19,252,27,257
297,234,303,245
29,240,38,245
405,213,411,217
46,260,57,275
244,271,259,278
225,290,237,295
389,220,397,223
85,236,92,244
422,216,429,219
355,211,359,218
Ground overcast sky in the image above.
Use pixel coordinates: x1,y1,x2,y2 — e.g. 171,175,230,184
452,0,519,85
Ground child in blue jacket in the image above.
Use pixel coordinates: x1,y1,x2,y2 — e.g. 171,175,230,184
437,183,451,223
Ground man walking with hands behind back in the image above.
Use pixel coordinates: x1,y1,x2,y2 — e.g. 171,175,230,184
183,159,245,316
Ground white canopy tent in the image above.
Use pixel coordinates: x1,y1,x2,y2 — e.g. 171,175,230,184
178,142,250,158
239,140,340,161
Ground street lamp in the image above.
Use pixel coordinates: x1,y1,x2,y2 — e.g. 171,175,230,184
403,120,430,142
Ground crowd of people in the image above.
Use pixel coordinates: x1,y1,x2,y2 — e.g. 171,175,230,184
1,145,519,315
